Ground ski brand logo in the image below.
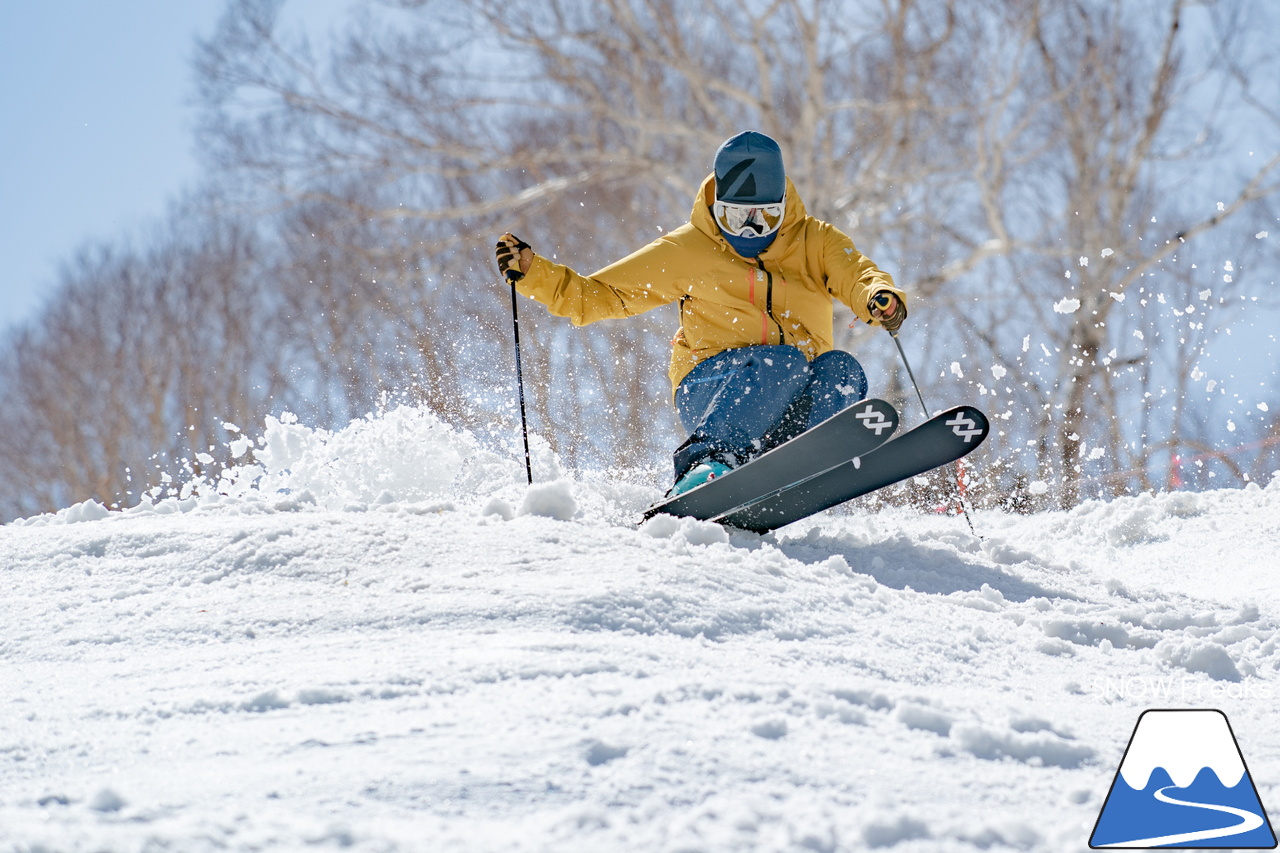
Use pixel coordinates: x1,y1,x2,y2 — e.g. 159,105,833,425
1090,709,1276,849
946,413,983,443
854,404,892,435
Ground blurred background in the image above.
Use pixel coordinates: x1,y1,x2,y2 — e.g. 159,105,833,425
2,0,1278,522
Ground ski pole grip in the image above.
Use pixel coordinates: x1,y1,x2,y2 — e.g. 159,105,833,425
500,236,531,284
871,292,894,312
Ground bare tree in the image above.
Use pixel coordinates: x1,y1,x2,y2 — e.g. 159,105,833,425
194,0,988,468
7,0,1276,520
0,191,284,520
903,0,1280,507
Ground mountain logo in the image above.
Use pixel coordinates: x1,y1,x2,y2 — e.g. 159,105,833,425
1090,709,1276,849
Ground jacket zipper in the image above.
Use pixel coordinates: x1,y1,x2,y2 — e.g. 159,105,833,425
755,259,785,345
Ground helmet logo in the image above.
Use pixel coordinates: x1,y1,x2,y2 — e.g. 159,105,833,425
718,158,757,200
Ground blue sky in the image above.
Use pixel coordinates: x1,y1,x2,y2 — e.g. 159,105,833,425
0,1,352,333
0,2,228,331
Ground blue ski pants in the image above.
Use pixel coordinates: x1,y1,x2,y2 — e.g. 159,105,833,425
673,344,868,479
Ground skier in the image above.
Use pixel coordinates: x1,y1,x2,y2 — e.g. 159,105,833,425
495,130,907,496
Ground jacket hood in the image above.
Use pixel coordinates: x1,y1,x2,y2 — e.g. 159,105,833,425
690,173,807,259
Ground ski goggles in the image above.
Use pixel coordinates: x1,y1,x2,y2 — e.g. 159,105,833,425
712,198,785,238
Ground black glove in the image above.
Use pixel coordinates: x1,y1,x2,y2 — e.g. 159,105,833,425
869,290,907,332
496,233,532,283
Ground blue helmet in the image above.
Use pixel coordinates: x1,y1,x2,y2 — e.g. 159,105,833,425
714,131,785,204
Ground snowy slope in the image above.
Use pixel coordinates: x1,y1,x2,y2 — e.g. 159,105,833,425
3,407,1279,853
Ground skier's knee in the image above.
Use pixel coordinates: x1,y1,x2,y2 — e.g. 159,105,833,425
811,350,867,400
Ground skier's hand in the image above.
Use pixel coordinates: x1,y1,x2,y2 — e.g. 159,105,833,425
496,233,533,283
868,290,906,332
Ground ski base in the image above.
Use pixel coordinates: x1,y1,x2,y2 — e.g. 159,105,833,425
713,405,989,534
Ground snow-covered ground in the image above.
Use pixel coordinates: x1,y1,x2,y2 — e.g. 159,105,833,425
3,407,1279,852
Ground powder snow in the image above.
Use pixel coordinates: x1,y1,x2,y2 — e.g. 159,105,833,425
2,407,1279,852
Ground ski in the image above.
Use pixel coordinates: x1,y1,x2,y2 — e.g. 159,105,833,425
644,398,900,523
712,405,989,534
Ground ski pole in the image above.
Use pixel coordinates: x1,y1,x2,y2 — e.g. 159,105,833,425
886,327,979,537
889,329,930,419
505,264,534,485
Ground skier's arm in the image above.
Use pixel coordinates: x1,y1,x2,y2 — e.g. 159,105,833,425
503,235,682,326
820,223,907,329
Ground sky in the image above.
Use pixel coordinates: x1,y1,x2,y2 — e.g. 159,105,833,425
0,1,352,334
0,2,228,331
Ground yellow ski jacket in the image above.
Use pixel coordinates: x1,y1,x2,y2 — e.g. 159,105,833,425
514,173,904,397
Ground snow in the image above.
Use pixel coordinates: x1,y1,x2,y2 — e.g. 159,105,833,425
3,406,1280,852
518,480,579,520
1053,298,1081,314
